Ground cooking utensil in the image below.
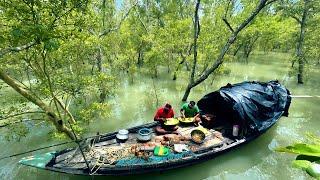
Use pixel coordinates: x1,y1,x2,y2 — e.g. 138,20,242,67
178,117,194,124
164,118,179,126
137,128,152,142
191,129,205,144
116,129,129,143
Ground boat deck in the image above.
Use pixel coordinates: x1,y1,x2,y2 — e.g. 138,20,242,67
51,124,236,172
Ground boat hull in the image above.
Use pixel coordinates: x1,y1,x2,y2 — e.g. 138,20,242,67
22,122,266,176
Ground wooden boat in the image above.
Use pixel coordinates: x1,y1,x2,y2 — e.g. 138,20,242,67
19,81,292,176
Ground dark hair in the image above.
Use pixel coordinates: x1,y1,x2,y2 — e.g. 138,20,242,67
190,101,196,106
164,103,172,109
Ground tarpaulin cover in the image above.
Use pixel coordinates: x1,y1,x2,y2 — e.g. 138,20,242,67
197,81,291,132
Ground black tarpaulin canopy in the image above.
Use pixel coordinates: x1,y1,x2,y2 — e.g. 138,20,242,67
197,81,291,132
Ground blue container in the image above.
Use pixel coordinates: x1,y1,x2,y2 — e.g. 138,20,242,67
137,128,152,142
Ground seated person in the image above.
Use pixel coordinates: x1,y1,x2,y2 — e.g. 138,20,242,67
180,101,200,118
194,112,217,129
195,112,237,137
154,103,178,134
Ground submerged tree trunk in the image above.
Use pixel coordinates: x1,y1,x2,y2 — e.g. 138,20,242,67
173,51,189,80
182,0,275,101
233,43,242,56
183,0,201,101
153,65,158,78
95,46,108,103
243,35,259,63
296,0,309,84
0,70,76,140
137,49,144,68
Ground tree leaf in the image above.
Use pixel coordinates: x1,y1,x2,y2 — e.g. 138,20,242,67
306,163,320,178
276,143,320,157
292,160,311,170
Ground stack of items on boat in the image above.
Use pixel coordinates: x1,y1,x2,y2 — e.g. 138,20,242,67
67,120,227,168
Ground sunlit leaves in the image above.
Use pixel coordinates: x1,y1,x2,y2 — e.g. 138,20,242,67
276,134,320,178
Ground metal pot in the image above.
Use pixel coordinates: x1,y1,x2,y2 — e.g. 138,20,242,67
137,128,152,142
191,129,205,144
116,129,129,142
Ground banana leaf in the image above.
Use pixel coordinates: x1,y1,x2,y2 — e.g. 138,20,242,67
306,163,320,179
296,155,320,162
292,160,312,170
293,160,320,179
276,143,320,157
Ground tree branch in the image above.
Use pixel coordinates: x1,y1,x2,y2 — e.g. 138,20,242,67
136,9,148,33
50,4,79,28
98,1,138,38
54,96,76,124
183,0,277,101
266,0,277,6
224,0,232,19
0,42,37,57
0,70,75,139
190,0,201,83
222,18,234,33
290,15,302,24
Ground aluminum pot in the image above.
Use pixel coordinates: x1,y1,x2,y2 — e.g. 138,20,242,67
137,128,152,142
116,129,129,142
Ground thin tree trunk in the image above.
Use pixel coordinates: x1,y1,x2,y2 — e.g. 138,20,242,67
97,46,103,72
190,0,201,85
173,52,187,80
137,48,143,68
182,85,192,102
153,65,158,78
0,70,75,139
96,46,108,102
243,35,259,63
233,44,242,56
182,0,201,101
297,0,309,84
182,0,275,101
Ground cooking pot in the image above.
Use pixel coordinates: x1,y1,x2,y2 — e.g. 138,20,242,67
137,128,152,142
164,118,179,126
178,117,194,124
191,129,205,144
116,129,129,142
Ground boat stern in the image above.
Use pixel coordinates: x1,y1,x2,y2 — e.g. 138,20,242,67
19,151,56,169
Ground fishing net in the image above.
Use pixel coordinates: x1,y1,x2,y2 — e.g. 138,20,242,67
88,145,133,164
115,151,195,166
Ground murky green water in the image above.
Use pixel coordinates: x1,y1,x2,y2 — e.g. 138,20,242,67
0,52,319,180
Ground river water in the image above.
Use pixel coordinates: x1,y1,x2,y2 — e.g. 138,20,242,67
0,52,319,180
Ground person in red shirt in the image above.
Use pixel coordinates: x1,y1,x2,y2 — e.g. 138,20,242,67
154,103,175,122
154,103,178,134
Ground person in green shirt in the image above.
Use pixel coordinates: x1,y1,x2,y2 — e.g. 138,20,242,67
180,101,200,118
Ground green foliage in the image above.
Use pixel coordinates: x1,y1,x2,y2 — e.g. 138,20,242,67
276,134,320,178
292,160,312,170
79,102,111,123
276,143,320,157
0,0,319,139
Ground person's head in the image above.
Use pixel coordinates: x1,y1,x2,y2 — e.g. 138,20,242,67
163,103,172,113
188,101,196,109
